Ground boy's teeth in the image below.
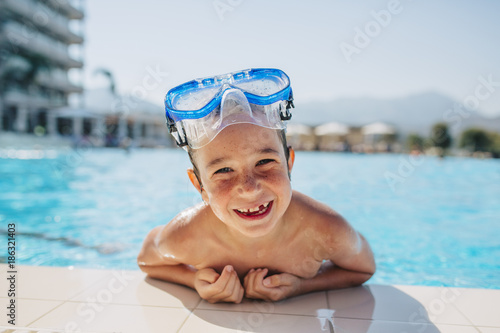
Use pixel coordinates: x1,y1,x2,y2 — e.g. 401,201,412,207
238,201,270,213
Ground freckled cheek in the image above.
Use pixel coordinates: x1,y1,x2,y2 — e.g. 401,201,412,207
205,181,235,206
261,172,291,191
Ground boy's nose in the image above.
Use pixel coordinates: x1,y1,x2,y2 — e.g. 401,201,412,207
237,173,260,195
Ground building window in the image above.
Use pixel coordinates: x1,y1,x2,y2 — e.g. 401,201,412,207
2,106,18,132
83,118,92,136
37,110,48,129
57,117,72,136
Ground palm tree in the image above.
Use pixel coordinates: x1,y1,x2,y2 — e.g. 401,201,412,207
93,68,119,146
93,68,116,96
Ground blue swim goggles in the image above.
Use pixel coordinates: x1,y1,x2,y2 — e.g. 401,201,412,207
164,68,294,149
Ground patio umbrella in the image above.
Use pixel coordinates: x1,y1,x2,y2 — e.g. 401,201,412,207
287,123,313,136
314,122,349,136
361,122,396,135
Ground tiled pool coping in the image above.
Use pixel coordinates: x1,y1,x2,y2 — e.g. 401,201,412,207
1,264,499,332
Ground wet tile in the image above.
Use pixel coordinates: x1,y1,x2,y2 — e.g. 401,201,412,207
0,265,110,301
0,298,62,326
327,284,470,325
452,288,500,327
180,309,326,332
197,291,327,316
29,302,190,333
71,270,201,309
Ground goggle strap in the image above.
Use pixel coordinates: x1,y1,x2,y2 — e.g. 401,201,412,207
280,108,292,121
166,119,189,147
280,95,294,121
166,117,176,133
177,124,188,147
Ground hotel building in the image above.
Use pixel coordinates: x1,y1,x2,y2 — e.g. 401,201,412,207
0,0,84,137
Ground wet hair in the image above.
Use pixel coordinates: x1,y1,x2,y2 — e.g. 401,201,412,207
188,129,290,188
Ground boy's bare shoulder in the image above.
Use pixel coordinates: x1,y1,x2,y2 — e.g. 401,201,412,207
290,190,345,221
289,190,353,241
289,192,375,275
157,203,213,258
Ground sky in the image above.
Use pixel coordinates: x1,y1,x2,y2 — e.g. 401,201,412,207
83,0,500,118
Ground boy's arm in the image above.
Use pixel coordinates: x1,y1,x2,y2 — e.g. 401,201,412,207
137,225,197,288
138,225,244,303
297,231,375,295
244,216,375,301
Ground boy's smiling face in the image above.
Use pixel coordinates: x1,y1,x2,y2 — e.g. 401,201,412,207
188,124,294,238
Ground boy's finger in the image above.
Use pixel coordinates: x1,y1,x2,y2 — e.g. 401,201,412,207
244,269,260,297
263,274,281,288
218,268,244,303
243,268,257,289
246,269,269,298
215,265,235,285
230,276,244,303
237,282,245,303
243,268,253,285
197,268,220,284
218,269,238,299
212,265,240,295
250,268,268,290
256,268,268,283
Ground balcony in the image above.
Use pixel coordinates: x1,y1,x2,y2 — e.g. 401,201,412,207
0,0,84,45
36,71,83,93
3,88,67,109
45,0,85,20
0,21,83,69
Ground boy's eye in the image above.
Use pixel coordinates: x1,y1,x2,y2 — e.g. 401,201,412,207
214,167,232,174
256,159,275,166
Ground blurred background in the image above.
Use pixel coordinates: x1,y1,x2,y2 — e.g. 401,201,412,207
1,0,499,155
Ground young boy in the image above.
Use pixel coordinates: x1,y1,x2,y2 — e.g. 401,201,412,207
138,68,375,303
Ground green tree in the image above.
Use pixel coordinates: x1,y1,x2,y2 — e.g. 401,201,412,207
406,133,425,151
430,122,452,150
459,128,493,152
460,128,500,158
491,132,500,158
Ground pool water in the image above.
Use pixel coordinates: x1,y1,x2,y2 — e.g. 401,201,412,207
1,149,499,289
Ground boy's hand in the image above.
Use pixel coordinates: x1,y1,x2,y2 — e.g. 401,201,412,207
194,265,244,303
244,268,302,302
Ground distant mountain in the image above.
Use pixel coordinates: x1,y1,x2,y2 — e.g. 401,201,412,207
291,92,500,136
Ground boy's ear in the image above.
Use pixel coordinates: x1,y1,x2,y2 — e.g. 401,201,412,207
187,169,202,193
287,146,295,173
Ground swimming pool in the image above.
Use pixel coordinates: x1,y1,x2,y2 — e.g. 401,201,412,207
1,148,499,289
